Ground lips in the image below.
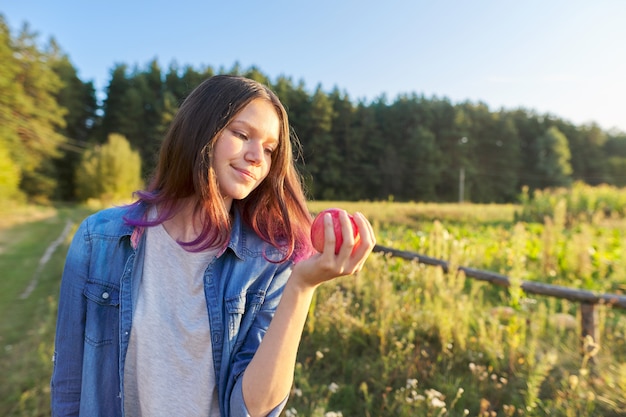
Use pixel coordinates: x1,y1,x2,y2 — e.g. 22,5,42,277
233,166,256,181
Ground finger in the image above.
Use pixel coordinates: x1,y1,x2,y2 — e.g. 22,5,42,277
344,215,374,268
323,212,337,255
360,212,376,243
352,212,376,249
337,210,357,257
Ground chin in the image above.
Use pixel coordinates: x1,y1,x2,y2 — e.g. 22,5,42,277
226,190,254,202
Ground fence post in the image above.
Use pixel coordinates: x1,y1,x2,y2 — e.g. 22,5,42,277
580,302,599,368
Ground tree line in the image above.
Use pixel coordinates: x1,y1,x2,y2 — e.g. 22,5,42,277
2,14,626,205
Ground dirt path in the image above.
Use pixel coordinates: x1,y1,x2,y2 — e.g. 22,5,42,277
19,220,73,300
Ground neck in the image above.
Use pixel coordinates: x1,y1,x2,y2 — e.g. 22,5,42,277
161,200,204,243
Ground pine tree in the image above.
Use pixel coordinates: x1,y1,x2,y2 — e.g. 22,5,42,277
0,18,67,200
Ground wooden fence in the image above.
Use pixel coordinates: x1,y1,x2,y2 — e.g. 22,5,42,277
373,244,626,364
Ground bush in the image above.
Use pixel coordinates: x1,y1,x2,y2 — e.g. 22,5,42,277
75,133,143,202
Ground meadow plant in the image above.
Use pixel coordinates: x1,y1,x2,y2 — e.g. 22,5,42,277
3,197,626,416
288,197,626,416
517,182,626,224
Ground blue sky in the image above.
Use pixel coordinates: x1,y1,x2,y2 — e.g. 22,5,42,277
2,0,625,132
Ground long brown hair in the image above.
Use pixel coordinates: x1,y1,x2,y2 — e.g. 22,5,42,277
128,75,312,261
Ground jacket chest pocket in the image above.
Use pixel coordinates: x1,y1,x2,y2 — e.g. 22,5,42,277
83,280,120,347
225,291,265,347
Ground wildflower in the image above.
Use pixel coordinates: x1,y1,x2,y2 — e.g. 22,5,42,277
315,350,324,359
285,407,298,417
324,412,343,417
431,397,446,408
425,388,443,399
328,382,339,393
503,404,517,415
292,387,303,397
406,378,418,389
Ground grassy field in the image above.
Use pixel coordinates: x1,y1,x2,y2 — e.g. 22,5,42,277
302,199,626,416
0,204,94,416
1,198,625,416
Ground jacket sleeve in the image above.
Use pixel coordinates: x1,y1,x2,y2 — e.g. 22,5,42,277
226,260,294,417
229,377,288,417
51,219,90,416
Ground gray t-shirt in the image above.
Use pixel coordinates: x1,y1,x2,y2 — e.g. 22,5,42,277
123,223,221,416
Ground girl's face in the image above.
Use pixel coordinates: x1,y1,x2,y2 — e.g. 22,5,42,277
212,98,280,211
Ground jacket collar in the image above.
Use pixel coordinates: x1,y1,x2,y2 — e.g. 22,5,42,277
124,202,249,260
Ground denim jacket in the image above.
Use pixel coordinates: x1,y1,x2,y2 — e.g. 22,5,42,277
51,203,293,416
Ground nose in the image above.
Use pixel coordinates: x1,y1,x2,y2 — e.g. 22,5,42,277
244,141,264,165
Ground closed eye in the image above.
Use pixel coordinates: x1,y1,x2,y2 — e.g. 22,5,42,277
264,138,279,155
233,130,248,141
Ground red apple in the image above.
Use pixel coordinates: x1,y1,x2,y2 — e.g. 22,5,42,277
310,208,360,254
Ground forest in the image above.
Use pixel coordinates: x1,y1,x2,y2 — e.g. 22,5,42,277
2,14,626,205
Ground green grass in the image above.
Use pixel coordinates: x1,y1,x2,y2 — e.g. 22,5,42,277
2,196,626,416
0,204,92,417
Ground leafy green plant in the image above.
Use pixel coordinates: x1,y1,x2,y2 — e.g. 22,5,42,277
75,133,143,203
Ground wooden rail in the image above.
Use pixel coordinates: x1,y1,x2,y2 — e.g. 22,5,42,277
373,244,626,363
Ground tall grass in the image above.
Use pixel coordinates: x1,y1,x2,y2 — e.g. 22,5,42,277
288,237,626,415
293,195,626,416
516,181,626,224
1,195,626,416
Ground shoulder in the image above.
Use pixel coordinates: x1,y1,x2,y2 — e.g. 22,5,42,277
79,204,143,239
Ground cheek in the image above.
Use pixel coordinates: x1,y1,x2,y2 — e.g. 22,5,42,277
211,138,225,163
214,133,244,156
261,155,273,177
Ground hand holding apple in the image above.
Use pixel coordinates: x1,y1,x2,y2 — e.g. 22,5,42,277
310,208,360,254
291,209,374,288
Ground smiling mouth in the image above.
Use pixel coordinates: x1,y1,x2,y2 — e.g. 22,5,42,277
234,166,256,181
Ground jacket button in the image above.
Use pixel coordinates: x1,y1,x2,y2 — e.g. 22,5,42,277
102,292,110,299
